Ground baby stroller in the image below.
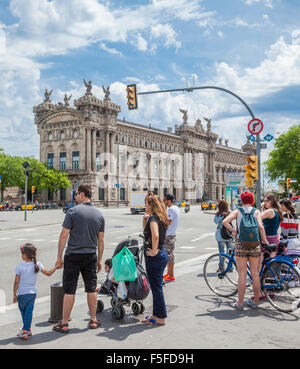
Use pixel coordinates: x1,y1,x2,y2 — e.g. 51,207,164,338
97,237,150,320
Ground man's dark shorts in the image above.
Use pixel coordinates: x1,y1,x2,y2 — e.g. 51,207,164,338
63,253,97,295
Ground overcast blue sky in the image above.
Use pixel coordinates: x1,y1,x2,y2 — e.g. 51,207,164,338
0,0,299,189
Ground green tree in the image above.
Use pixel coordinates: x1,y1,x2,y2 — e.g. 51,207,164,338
0,153,71,201
39,168,71,195
0,153,24,200
265,124,300,194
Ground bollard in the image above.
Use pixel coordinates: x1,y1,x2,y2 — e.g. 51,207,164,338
48,282,64,323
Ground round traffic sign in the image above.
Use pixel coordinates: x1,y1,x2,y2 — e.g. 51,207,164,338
248,118,263,135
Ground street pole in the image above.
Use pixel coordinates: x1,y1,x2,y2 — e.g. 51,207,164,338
24,170,28,221
256,134,262,210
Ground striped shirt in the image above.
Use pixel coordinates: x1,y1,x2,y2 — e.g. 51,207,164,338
280,213,299,239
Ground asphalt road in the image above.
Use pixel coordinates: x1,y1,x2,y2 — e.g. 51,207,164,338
0,206,217,303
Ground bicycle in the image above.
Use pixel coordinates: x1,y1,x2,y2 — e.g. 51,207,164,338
203,240,300,313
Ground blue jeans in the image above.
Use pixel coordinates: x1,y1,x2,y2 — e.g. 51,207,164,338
217,241,233,271
145,249,168,319
18,294,36,331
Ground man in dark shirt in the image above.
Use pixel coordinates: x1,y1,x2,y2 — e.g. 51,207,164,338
53,184,105,333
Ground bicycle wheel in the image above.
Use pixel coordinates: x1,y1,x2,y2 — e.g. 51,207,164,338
203,253,238,297
262,260,300,313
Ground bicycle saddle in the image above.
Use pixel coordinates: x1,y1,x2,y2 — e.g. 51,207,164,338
263,244,277,253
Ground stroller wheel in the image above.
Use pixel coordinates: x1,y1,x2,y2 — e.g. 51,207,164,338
132,302,140,316
119,307,125,319
97,300,104,313
139,302,145,314
112,307,125,320
111,298,118,308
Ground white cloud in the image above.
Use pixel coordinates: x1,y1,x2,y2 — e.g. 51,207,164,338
134,33,148,52
244,0,273,8
99,42,123,56
151,24,181,49
212,34,300,100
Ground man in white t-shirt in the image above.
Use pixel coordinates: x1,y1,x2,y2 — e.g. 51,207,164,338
163,194,180,282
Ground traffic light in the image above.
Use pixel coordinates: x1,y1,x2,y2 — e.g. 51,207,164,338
244,156,258,188
126,84,138,110
286,178,291,190
31,186,36,193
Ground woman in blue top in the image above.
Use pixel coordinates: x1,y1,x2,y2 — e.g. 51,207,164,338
214,200,233,272
261,193,283,256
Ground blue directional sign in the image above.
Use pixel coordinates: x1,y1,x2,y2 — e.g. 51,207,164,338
248,134,256,142
264,133,274,142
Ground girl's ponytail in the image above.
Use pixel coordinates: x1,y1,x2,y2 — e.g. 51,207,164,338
20,243,39,273
33,255,39,273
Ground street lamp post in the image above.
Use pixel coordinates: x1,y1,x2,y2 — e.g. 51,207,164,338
22,161,30,221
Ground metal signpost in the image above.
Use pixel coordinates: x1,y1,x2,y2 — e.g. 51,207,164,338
247,119,264,210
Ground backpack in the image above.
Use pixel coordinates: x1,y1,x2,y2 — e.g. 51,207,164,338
238,208,260,247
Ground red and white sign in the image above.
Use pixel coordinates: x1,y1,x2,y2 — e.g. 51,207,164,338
248,118,263,135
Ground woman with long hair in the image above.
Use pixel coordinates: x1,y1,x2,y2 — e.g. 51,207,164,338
141,192,169,325
280,199,299,254
261,193,283,256
214,200,233,272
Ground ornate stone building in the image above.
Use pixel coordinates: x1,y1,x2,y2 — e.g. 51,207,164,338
33,82,256,206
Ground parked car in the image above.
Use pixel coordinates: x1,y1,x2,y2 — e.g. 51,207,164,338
201,201,216,210
21,202,40,211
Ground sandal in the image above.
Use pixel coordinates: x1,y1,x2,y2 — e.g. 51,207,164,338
141,316,165,325
52,322,69,333
89,319,101,329
141,315,152,323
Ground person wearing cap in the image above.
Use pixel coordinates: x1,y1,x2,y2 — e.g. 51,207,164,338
222,191,267,310
163,194,180,282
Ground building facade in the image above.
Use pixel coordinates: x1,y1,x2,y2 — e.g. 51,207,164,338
33,82,256,206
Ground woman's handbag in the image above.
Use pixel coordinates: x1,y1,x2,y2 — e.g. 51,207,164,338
112,247,137,282
219,216,233,240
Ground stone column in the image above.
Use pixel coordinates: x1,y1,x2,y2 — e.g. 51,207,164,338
86,127,92,172
106,131,110,154
91,129,96,172
82,127,87,171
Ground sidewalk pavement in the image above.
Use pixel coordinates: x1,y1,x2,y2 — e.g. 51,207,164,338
1,263,300,349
